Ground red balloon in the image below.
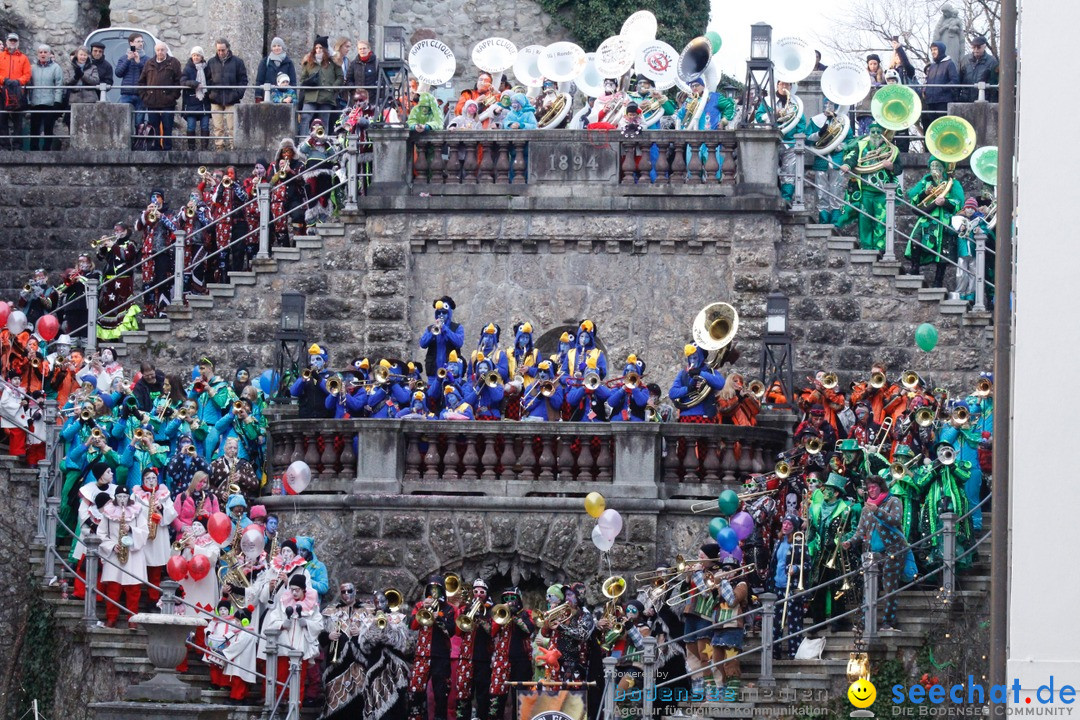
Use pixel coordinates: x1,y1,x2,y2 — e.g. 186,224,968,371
166,555,189,582
207,512,232,544
0,301,9,328
36,313,59,342
188,554,211,581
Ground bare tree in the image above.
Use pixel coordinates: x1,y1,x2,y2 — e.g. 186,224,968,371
819,0,1000,75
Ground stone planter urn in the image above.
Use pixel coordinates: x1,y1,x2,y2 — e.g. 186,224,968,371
123,613,207,702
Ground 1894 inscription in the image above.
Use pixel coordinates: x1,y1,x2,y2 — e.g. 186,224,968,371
529,141,618,183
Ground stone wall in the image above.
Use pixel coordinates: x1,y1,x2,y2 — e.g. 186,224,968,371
260,494,702,607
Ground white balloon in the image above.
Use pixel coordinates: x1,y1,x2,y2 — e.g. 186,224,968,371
285,460,311,494
591,524,614,552
240,526,264,560
6,310,27,334
597,508,623,540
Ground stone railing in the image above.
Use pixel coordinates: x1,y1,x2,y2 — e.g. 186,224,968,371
268,419,788,499
370,127,780,197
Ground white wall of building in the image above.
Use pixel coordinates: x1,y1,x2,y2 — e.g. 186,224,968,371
1008,0,1080,702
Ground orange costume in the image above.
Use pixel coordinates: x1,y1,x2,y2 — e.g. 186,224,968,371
716,392,761,426
797,386,846,434
850,381,904,424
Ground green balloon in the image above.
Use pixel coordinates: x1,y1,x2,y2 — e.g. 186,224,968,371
705,31,722,53
717,489,740,517
708,517,729,540
915,323,939,352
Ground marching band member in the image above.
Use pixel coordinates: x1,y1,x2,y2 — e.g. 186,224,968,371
565,355,609,422
96,485,148,628
96,222,139,331
606,355,649,422
807,99,855,226
222,605,259,702
555,332,572,377
132,468,176,603
172,470,219,531
134,189,178,318
629,76,674,130
542,582,594,682
505,322,538,420
209,435,260,502
888,444,921,539
70,462,115,599
797,372,846,437
840,121,903,252
408,575,456,720
299,119,334,227
262,574,324,702
321,582,365,717
164,434,212,493
806,474,856,627
769,515,808,660
850,362,903,425
440,385,475,420
455,71,498,119
290,344,332,419
406,92,443,133
203,599,238,688
844,474,909,632
16,268,58,325
454,579,493,720
676,543,721,696
420,296,465,383
915,442,973,565
567,320,607,379
715,372,761,426
448,99,483,130
489,586,536,719
521,360,564,422
469,355,505,420
470,324,509,383
905,157,965,288
270,138,308,248
669,344,725,423
710,557,750,692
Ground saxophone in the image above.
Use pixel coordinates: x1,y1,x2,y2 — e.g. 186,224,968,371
116,512,131,565
148,493,160,541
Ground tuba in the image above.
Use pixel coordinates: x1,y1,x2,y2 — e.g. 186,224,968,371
871,84,921,131
675,302,739,410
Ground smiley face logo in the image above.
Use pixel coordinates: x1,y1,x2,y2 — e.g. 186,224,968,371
848,678,877,708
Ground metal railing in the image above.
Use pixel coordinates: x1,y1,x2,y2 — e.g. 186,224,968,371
794,135,995,311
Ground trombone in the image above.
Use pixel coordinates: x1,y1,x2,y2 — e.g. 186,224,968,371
633,555,688,582
90,233,116,248
665,563,756,607
780,531,806,629
867,416,893,453
889,454,923,480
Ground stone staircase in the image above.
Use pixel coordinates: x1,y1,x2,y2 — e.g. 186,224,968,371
809,222,995,335
110,224,343,359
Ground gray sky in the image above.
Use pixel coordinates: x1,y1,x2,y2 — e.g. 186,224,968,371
706,0,863,80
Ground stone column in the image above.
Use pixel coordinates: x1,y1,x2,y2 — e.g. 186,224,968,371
235,104,297,152
207,7,265,96
69,103,131,152
609,423,660,498
354,419,405,493
734,129,781,197
369,127,410,190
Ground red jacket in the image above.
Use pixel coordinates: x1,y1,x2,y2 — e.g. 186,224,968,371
0,49,31,86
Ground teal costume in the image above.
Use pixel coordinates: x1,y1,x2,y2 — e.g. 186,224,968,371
915,453,973,567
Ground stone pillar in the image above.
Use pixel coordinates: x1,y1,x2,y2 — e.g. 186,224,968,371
207,9,264,94
354,419,405,493
369,127,410,190
758,592,777,686
734,129,781,197
947,101,999,145
609,423,660,498
799,71,825,122
69,103,131,152
235,103,297,152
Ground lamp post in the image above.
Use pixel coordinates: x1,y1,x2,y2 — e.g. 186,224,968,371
741,22,776,128
759,292,794,408
274,292,306,404
377,25,409,120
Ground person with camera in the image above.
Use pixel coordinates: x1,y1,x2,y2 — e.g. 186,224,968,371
115,32,148,127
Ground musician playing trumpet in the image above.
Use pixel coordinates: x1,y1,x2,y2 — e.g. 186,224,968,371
605,354,650,422
850,362,902,426
840,121,903,252
905,157,965,289
716,372,761,426
420,296,465,385
407,576,456,720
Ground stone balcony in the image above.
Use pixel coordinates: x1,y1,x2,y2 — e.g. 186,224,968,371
268,418,789,500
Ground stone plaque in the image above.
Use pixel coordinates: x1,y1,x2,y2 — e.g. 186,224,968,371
529,141,619,183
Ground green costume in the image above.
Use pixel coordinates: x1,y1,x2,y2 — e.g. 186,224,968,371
806,475,858,618
842,126,904,251
887,446,921,540
905,160,965,267
915,458,973,567
406,92,444,131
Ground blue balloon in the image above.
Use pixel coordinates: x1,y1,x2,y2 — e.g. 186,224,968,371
258,369,280,396
716,527,739,553
191,365,201,380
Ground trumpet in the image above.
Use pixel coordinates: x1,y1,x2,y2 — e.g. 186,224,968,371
914,407,936,427
430,323,442,336
456,598,484,633
806,436,824,455
974,377,993,397
935,444,957,466
384,588,403,613
416,597,438,627
481,371,502,389
90,234,116,248
623,371,641,389
174,407,189,420
537,602,572,629
147,205,160,223
314,125,326,139
950,406,970,427
436,367,448,380
748,379,766,400
491,603,512,626
821,372,839,389
375,612,388,629
901,370,920,391
301,367,315,381
326,377,343,396
184,205,196,218
91,427,104,439
232,400,245,413
79,408,94,421
583,372,602,391
222,176,233,188
869,371,887,389
197,165,209,178
183,444,198,456
775,460,792,479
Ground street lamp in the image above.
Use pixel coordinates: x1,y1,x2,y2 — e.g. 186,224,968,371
275,292,306,403
750,22,773,61
383,26,407,64
759,291,794,408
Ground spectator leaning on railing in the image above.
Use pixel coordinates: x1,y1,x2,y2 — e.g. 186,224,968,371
255,37,296,100
89,41,114,88
138,42,184,151
1,33,32,151
29,44,64,152
298,35,342,136
959,35,999,102
115,32,148,127
921,41,959,129
181,46,211,150
68,46,102,105
205,37,248,151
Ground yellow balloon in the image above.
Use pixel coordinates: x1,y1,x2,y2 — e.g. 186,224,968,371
584,492,606,518
848,678,877,709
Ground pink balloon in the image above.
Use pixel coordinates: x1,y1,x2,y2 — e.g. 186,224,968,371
729,511,755,541
36,313,59,341
719,546,744,564
597,509,623,540
0,301,9,328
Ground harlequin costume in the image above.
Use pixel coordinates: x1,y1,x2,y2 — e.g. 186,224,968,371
134,189,178,318
407,576,456,720
848,475,909,630
488,587,536,719
270,138,308,248
298,120,334,227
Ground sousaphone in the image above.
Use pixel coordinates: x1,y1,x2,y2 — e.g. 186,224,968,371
408,38,456,92
513,44,546,98
809,105,850,157
925,115,976,163
634,41,679,92
870,84,921,131
472,37,517,75
971,146,999,228
537,42,584,129
676,302,740,410
620,10,658,51
821,60,872,108
773,36,815,84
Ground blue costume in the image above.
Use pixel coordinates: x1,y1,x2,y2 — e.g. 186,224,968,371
419,296,465,383
522,360,565,421
439,388,474,420
471,358,505,420
470,323,511,384
566,319,607,379
606,356,650,422
938,384,992,532
668,344,725,420
295,536,330,600
289,344,332,419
